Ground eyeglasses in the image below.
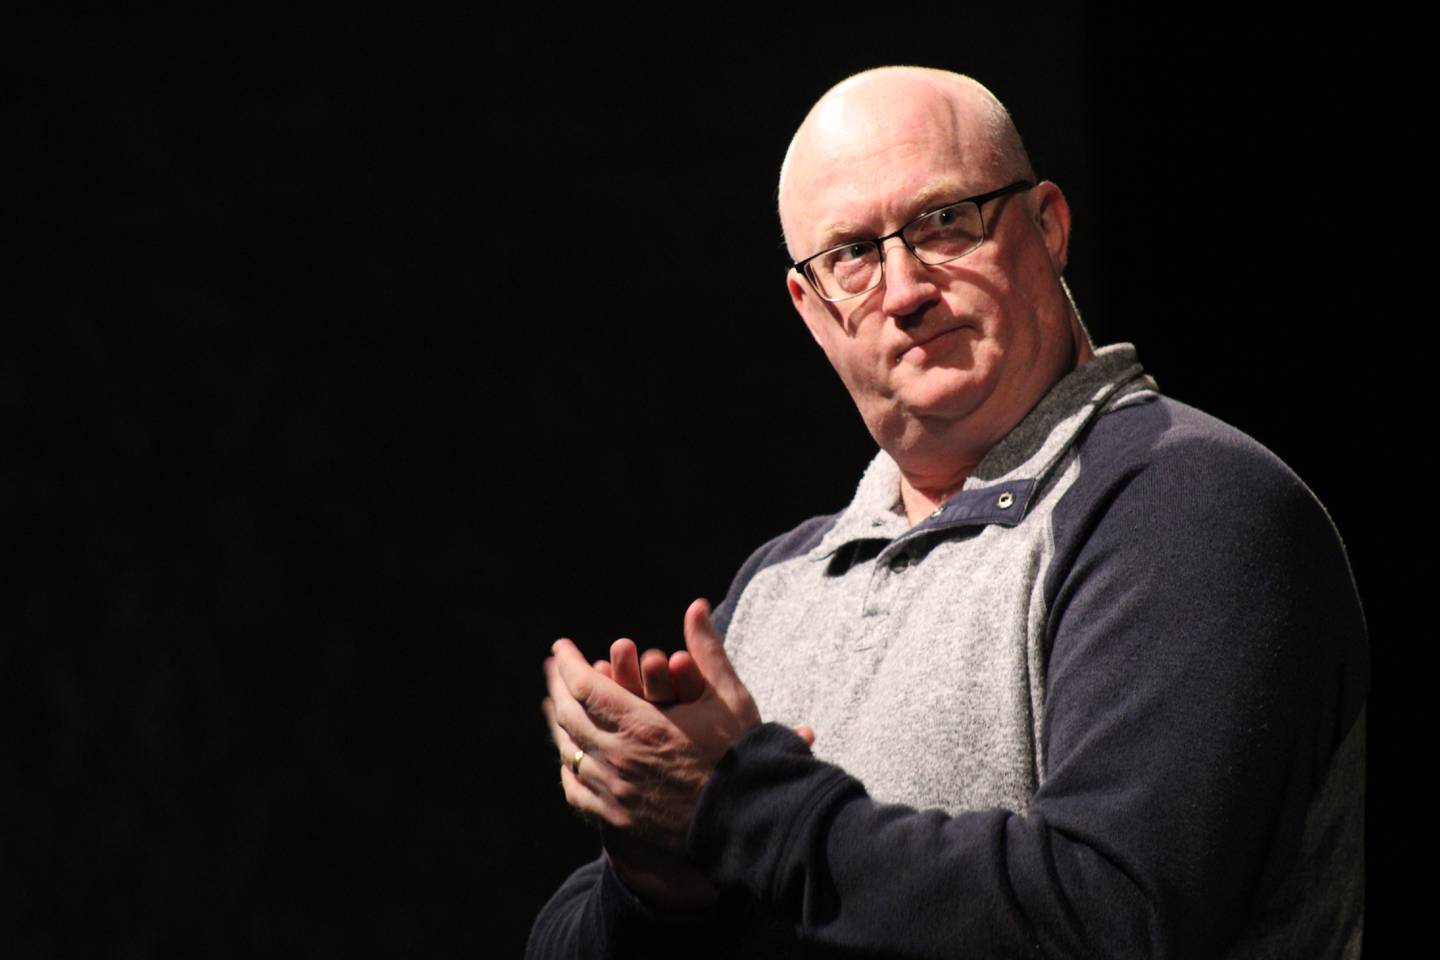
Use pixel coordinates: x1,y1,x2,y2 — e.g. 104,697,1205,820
791,180,1033,302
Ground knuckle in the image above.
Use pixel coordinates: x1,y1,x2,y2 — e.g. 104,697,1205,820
571,672,595,703
609,752,640,780
620,716,668,750
552,701,581,740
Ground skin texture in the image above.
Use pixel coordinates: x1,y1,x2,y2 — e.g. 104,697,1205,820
543,601,765,905
595,639,705,705
561,632,808,904
542,66,1092,906
781,69,1092,521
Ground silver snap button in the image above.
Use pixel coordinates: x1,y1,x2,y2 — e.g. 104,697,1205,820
890,554,911,572
997,491,1015,509
930,506,944,518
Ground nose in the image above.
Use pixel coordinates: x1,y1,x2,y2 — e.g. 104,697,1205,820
878,238,940,324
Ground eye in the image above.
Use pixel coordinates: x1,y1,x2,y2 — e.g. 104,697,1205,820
908,203,982,252
913,206,960,236
815,241,882,297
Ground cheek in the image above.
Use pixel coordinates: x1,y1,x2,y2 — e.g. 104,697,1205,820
819,327,882,383
983,282,1046,348
852,341,895,395
823,349,893,419
833,350,877,396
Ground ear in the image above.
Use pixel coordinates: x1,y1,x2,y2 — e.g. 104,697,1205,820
1030,181,1072,274
787,270,827,347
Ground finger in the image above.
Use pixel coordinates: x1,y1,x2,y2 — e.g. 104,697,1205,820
545,654,614,749
545,698,632,817
793,724,816,747
542,695,562,747
545,695,602,794
542,657,564,734
668,650,706,703
559,756,630,828
640,648,676,703
543,696,588,766
558,745,650,836
594,660,614,678
552,638,650,732
682,599,740,690
609,638,644,697
544,698,586,774
543,695,578,752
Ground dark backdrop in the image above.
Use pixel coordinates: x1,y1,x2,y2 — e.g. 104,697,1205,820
8,11,1405,957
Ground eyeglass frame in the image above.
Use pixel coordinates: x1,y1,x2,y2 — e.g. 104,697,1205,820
790,180,1035,303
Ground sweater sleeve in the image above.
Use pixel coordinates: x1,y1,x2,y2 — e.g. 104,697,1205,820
686,417,1369,958
525,855,721,960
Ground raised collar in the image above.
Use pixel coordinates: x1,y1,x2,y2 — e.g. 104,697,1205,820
811,344,1157,558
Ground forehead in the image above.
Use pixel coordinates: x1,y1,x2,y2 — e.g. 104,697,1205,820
786,91,994,252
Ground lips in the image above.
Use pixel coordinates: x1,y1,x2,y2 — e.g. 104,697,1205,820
896,324,970,364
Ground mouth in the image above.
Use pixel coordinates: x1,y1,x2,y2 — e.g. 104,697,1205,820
895,324,971,364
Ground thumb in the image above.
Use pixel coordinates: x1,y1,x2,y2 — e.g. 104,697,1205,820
793,724,816,747
683,598,740,691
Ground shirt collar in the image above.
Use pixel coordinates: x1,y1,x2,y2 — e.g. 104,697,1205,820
811,343,1157,558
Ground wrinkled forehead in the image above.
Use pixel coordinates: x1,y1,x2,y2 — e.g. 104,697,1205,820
782,86,995,254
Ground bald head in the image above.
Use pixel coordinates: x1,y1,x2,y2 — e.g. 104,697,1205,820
779,68,1034,257
776,66,1090,505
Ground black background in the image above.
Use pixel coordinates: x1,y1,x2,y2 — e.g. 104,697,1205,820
8,10,1407,957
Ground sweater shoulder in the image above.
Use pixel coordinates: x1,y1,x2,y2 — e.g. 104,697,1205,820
1045,394,1368,736
1081,395,1306,491
1059,394,1338,542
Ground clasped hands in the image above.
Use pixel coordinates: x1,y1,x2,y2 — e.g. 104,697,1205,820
541,598,815,906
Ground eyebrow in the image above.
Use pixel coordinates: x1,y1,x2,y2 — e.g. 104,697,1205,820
812,182,972,250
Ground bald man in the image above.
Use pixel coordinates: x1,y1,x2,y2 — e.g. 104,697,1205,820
532,69,1368,959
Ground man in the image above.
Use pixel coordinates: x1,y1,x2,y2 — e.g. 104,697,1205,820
530,67,1368,958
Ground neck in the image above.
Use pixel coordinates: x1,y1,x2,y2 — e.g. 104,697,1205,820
893,320,1097,526
898,464,974,525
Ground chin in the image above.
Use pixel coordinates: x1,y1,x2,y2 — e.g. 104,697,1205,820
863,390,987,457
900,370,993,422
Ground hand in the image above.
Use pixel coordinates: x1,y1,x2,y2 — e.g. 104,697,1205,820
544,599,763,855
542,600,816,905
593,637,706,705
542,690,719,906
594,639,815,743
553,633,713,903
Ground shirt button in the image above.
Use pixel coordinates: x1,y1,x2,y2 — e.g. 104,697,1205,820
997,491,1015,509
930,506,944,518
890,554,911,572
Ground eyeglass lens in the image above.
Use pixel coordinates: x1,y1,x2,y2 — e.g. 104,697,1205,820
809,200,985,299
